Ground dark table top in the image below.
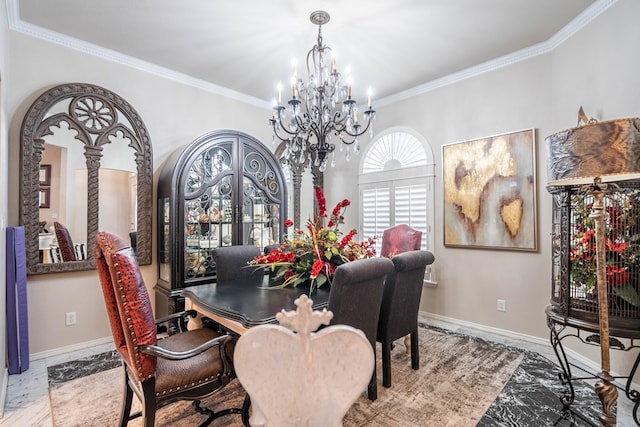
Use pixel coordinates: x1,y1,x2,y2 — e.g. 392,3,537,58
180,275,331,330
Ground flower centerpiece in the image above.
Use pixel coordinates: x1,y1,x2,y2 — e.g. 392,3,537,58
249,186,376,293
570,190,640,307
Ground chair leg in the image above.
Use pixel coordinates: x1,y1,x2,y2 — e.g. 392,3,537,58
140,378,157,427
367,352,378,400
410,331,419,371
241,393,252,427
381,340,392,388
119,367,134,427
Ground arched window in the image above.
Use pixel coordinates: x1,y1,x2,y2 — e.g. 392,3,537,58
362,132,428,173
359,129,436,284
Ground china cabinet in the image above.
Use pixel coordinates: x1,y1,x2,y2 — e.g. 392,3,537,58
156,130,287,316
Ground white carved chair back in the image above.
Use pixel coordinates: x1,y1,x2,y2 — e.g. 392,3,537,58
234,295,374,427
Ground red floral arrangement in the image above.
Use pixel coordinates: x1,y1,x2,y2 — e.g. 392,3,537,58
250,186,376,292
570,195,640,307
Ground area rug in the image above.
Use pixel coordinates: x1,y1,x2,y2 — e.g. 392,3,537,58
48,326,523,426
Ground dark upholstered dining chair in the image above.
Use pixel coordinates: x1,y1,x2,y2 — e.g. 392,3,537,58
95,232,243,427
327,256,395,401
212,245,263,284
380,224,422,258
263,243,279,255
54,221,76,261
377,250,435,388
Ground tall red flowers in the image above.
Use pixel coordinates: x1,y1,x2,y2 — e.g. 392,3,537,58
248,186,376,293
315,186,326,217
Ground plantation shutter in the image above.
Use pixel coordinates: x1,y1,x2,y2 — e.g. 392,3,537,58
394,183,429,250
362,187,391,254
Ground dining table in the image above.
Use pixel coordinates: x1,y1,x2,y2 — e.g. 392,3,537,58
180,274,331,335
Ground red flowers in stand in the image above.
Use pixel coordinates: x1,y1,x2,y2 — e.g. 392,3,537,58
570,194,640,306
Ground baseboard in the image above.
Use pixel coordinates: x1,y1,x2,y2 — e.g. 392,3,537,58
422,311,550,346
420,311,640,393
0,368,8,419
29,336,114,361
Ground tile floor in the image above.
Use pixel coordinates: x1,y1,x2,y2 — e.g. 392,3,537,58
0,318,637,426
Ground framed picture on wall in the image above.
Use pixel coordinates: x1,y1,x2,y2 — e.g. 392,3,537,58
442,128,537,251
39,188,50,209
39,164,51,186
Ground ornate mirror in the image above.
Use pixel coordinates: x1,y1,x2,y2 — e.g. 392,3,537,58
21,83,153,274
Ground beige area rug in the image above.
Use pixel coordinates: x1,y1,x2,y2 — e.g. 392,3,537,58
49,327,523,427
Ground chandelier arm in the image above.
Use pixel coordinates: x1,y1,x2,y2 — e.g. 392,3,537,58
271,112,305,142
322,111,345,140
340,112,375,140
338,134,357,146
271,122,295,143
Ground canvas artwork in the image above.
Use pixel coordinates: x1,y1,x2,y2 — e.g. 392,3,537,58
442,129,537,251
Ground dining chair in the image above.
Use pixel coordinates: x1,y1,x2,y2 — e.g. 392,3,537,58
377,250,435,388
95,231,244,427
53,221,77,261
380,224,422,258
379,224,423,356
328,256,395,401
234,295,374,427
263,243,279,255
212,245,263,284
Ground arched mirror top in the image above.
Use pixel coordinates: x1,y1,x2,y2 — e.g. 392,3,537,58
21,83,153,274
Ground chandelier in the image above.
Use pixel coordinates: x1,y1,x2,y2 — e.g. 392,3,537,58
269,10,376,172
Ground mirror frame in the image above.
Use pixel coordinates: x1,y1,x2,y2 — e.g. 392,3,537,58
20,83,153,274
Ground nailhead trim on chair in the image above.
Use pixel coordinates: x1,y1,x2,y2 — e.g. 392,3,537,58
112,256,154,381
156,375,219,396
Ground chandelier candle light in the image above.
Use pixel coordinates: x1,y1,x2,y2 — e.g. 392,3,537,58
269,10,376,172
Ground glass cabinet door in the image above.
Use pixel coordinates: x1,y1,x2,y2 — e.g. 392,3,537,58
158,197,171,283
156,129,287,307
241,176,280,248
183,143,233,282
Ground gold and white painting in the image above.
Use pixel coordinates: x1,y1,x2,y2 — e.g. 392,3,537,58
442,129,537,251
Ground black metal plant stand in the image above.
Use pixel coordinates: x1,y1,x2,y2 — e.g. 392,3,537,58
546,308,640,425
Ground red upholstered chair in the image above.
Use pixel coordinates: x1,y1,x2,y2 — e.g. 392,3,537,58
380,224,422,258
53,221,77,261
95,231,244,427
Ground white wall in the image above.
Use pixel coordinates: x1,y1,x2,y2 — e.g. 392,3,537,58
2,1,639,379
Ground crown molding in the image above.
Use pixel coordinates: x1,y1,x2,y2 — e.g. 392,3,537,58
6,0,271,109
376,0,618,107
7,0,616,110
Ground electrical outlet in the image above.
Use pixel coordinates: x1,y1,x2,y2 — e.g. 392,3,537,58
497,299,506,312
65,311,77,326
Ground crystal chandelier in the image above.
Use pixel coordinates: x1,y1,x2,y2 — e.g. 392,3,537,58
269,10,376,172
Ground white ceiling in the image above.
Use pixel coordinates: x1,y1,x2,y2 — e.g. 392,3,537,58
10,0,611,107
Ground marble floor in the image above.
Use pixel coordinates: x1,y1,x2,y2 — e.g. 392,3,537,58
0,318,637,427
